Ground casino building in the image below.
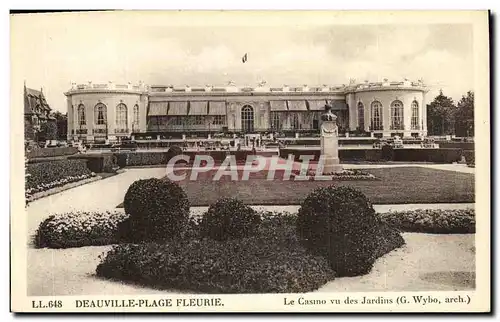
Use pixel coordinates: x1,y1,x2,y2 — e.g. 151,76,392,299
65,79,428,143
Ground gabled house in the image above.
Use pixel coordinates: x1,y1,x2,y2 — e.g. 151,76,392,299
24,82,55,141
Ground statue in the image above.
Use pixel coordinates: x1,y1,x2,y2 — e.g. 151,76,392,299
319,103,343,174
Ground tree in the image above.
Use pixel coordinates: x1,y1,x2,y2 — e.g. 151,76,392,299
454,91,474,137
39,121,58,141
426,90,456,135
51,111,68,140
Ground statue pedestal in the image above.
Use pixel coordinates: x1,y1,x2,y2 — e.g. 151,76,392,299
319,107,343,174
320,135,343,174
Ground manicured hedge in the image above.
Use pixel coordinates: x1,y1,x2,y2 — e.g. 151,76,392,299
68,154,118,173
96,215,335,294
26,147,78,159
34,211,128,248
279,148,463,163
26,159,93,193
117,151,278,167
127,152,170,166
463,150,475,167
378,209,475,234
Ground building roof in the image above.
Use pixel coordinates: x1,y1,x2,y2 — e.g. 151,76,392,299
24,85,52,116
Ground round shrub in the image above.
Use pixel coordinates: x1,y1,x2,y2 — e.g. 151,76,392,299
200,198,261,241
123,178,190,242
296,186,403,277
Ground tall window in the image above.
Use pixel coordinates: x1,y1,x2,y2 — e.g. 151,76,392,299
192,116,204,125
357,102,365,130
241,105,254,132
78,104,86,125
371,101,383,130
212,115,226,125
290,113,299,130
94,103,107,125
171,116,184,126
312,112,319,130
390,100,404,130
133,104,139,127
411,101,419,130
271,112,281,130
116,103,128,129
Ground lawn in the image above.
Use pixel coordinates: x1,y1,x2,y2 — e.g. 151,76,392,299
169,167,474,206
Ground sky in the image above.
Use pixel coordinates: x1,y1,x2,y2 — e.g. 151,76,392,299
11,11,475,113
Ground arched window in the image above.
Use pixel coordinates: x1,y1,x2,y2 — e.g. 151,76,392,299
116,103,128,129
241,105,254,132
94,103,107,125
411,101,419,130
390,100,404,130
78,104,86,125
133,104,140,126
370,101,383,130
357,102,365,130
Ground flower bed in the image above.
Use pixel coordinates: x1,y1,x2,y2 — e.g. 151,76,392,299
33,208,476,250
26,159,95,195
303,169,378,181
378,209,475,234
34,211,129,249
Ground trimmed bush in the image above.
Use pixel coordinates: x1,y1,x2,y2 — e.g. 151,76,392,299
114,153,129,168
26,147,78,159
34,211,129,248
381,144,394,161
167,145,183,158
296,186,404,277
127,152,169,166
96,235,335,294
68,154,118,173
26,159,94,194
200,198,261,241
378,209,475,234
123,178,190,242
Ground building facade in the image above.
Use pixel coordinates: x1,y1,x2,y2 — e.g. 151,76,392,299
65,79,428,142
24,83,55,141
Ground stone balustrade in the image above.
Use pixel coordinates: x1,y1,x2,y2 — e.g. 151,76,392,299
69,79,426,95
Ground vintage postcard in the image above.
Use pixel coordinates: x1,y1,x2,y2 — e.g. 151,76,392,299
10,10,490,313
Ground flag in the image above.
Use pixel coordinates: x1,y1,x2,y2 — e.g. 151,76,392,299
242,53,247,63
